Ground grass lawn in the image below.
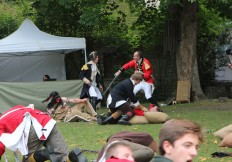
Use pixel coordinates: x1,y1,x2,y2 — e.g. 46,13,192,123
4,99,232,161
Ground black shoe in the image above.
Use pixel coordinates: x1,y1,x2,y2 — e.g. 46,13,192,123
97,115,115,125
118,115,131,125
33,149,50,161
148,97,162,111
157,107,163,112
97,115,106,125
69,148,88,162
211,152,231,158
90,97,97,111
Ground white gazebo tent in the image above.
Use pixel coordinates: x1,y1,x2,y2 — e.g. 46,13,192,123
0,18,87,82
0,19,87,111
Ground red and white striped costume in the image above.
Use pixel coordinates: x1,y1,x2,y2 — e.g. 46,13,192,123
0,105,56,157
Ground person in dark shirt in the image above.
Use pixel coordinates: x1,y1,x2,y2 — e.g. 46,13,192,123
98,72,144,125
79,51,103,111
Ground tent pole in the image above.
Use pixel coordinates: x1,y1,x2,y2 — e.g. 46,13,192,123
84,49,87,63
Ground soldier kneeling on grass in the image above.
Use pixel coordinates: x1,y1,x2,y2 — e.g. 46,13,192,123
0,105,87,162
97,72,145,125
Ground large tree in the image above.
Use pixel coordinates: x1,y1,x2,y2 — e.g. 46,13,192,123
159,0,231,101
176,0,206,101
32,0,231,101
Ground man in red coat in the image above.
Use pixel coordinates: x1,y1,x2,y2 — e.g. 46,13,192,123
115,51,161,111
0,105,87,162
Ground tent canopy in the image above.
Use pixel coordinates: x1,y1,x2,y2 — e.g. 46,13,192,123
0,18,86,81
0,18,86,55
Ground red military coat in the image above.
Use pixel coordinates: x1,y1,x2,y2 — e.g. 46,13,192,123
0,105,56,157
121,58,154,84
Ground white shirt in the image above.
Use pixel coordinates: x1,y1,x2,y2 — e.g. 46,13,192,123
91,63,98,86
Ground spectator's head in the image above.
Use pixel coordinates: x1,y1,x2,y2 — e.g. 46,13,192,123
226,48,232,55
133,51,142,61
131,72,143,85
105,141,135,162
89,51,99,63
43,74,51,81
42,91,63,113
159,119,203,162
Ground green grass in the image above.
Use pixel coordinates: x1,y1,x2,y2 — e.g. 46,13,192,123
4,99,232,161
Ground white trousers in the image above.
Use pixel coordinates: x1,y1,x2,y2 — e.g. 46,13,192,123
89,85,103,100
133,80,154,99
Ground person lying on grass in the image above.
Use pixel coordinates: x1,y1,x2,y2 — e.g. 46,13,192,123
153,119,203,162
43,91,97,122
97,103,169,125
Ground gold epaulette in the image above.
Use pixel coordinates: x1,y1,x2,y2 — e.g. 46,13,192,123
81,64,89,70
144,62,150,70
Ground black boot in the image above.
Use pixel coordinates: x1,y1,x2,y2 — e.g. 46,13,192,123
28,149,49,162
68,148,88,162
96,99,102,110
97,115,115,125
148,97,163,112
97,115,106,125
90,97,97,111
118,114,132,125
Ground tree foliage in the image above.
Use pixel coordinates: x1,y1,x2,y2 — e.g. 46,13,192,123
33,0,82,36
32,0,130,51
0,1,24,39
197,0,231,84
0,0,232,98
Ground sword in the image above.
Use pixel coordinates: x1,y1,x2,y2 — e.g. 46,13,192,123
4,152,8,162
14,151,20,162
103,75,118,95
80,148,99,153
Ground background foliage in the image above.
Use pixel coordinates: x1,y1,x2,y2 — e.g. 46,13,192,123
0,0,232,95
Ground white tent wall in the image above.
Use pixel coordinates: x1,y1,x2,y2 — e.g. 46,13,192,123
0,52,66,81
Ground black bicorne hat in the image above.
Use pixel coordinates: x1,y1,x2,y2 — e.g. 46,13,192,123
226,48,232,55
42,91,63,110
89,51,98,60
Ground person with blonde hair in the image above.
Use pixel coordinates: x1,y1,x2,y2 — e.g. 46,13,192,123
97,131,158,162
114,51,162,112
102,141,135,162
153,119,203,162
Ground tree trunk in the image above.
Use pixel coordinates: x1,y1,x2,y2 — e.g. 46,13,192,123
176,0,206,101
